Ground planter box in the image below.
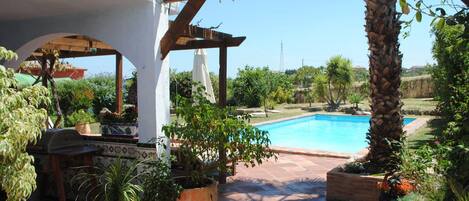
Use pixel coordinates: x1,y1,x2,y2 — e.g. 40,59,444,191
101,123,138,137
327,167,383,201
178,180,218,201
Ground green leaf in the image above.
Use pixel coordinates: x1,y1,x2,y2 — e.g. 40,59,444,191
416,11,422,22
400,0,410,14
416,1,422,9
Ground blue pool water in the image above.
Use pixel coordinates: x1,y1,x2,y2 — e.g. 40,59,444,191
256,114,416,154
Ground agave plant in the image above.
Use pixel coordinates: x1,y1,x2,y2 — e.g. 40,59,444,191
71,158,143,201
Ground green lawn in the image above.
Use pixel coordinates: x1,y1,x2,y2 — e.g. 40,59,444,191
361,98,438,112
406,118,443,150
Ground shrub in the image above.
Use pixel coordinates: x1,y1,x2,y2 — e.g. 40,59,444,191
68,109,95,125
163,85,276,185
312,74,328,102
99,106,137,124
87,74,116,115
142,159,183,201
0,47,50,201
270,86,294,104
348,93,364,109
233,66,293,108
56,79,94,116
431,23,469,195
343,161,366,174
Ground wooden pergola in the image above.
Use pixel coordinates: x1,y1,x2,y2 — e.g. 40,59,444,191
27,0,245,112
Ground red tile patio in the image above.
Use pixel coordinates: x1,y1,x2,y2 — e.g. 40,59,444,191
219,153,348,201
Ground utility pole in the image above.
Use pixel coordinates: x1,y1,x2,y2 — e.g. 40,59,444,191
279,41,284,73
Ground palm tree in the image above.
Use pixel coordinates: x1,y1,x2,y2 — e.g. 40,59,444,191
365,0,404,173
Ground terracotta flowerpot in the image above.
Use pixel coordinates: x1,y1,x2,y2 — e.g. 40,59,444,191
75,123,91,134
177,179,218,201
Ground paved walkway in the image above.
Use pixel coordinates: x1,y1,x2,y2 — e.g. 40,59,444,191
219,153,348,201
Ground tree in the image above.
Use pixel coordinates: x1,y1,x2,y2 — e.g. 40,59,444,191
365,0,404,174
313,56,353,110
0,47,50,201
294,66,320,88
400,0,469,38
169,70,192,104
233,66,269,107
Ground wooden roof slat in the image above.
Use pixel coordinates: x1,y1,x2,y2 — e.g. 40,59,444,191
160,0,206,59
164,0,186,3
27,49,117,60
179,23,232,41
172,37,246,51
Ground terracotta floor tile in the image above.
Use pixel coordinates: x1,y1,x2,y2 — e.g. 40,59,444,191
219,153,347,201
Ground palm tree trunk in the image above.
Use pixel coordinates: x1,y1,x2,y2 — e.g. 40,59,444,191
365,0,404,173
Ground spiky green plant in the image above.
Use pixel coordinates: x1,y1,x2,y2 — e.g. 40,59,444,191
72,158,143,201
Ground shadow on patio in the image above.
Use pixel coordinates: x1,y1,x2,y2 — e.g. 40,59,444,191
219,177,327,201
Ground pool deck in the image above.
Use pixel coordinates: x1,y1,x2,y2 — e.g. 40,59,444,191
219,114,431,201
254,113,431,159
219,153,349,201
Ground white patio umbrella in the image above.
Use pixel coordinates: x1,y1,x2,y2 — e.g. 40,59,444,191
192,49,216,103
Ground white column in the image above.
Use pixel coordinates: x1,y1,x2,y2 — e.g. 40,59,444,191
136,3,170,157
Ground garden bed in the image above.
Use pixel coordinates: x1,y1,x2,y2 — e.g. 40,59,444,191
326,167,383,201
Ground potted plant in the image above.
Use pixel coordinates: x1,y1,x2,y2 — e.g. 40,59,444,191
163,86,276,201
68,109,95,134
99,106,138,137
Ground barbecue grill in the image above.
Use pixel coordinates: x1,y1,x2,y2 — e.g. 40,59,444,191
35,129,100,201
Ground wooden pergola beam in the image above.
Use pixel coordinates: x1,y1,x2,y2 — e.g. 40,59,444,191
164,0,186,2
160,0,206,59
172,37,246,50
27,49,118,60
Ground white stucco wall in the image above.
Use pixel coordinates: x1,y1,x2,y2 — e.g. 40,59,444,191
0,1,170,153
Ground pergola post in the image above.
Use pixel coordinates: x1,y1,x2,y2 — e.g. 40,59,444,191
218,44,227,107
218,44,228,184
115,52,123,114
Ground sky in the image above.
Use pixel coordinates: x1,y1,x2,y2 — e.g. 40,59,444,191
64,0,436,79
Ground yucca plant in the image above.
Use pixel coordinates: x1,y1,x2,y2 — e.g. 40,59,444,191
71,158,143,201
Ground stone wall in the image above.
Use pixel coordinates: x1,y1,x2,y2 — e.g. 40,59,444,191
401,75,433,98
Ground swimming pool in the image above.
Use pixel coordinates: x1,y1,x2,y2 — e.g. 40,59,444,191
256,114,416,154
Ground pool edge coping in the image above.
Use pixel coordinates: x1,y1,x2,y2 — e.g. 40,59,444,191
254,113,431,159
